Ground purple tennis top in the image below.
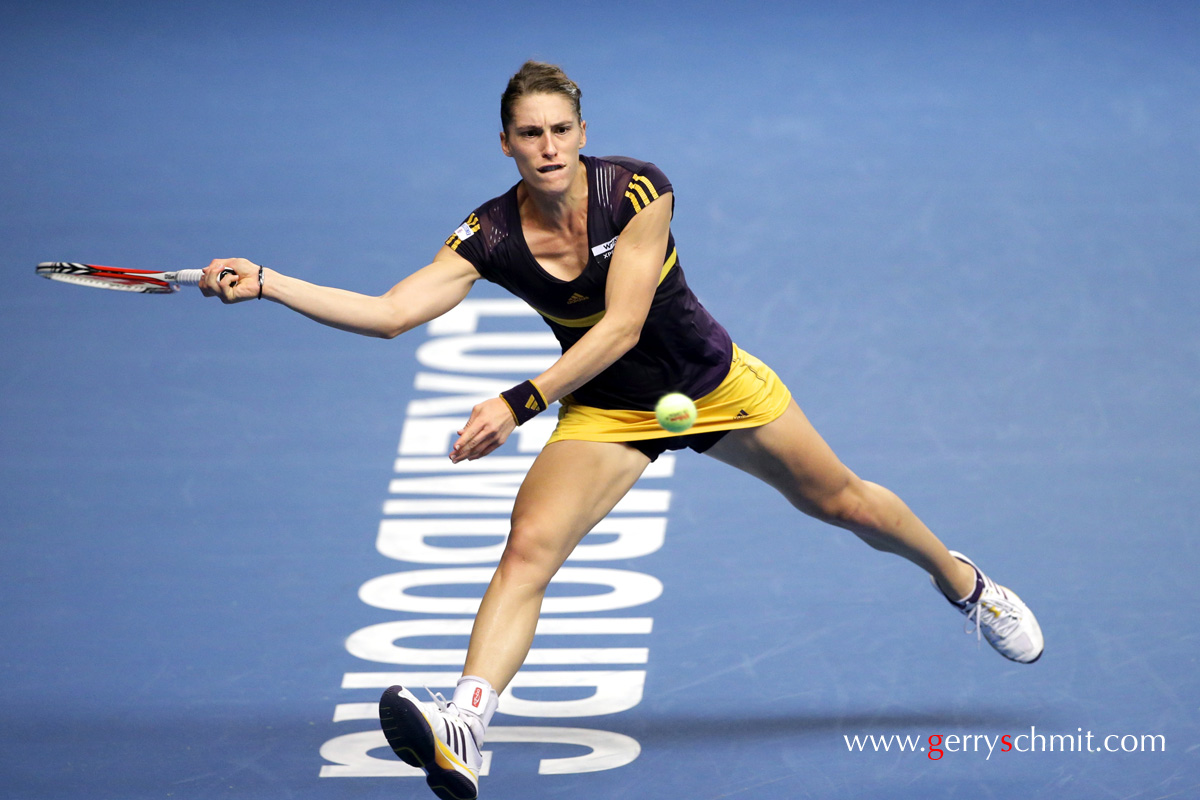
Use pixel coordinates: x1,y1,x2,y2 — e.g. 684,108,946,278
444,154,733,411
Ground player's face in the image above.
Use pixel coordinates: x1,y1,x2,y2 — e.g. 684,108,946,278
500,92,586,195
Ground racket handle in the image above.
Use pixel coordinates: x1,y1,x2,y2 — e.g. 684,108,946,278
172,269,205,285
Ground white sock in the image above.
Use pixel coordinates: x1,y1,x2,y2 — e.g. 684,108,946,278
451,675,498,745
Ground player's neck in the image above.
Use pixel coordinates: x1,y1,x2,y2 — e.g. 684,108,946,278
518,162,588,234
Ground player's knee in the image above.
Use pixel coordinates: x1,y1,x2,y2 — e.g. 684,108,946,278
808,479,877,532
496,518,565,587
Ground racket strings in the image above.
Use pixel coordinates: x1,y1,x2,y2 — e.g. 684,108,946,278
44,272,174,293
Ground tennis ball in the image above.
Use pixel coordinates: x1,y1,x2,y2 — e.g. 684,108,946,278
655,392,698,433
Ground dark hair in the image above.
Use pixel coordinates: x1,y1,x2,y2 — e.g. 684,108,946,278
500,61,582,131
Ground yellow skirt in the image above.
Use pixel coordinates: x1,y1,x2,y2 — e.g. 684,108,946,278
547,344,793,444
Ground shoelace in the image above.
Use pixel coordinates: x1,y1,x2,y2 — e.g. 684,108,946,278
963,594,1023,642
424,687,450,712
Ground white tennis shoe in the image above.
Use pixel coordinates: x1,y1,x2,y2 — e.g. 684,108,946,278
379,685,483,800
935,551,1044,664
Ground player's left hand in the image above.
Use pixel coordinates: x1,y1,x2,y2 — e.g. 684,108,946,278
451,397,517,462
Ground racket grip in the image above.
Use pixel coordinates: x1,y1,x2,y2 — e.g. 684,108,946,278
173,269,205,285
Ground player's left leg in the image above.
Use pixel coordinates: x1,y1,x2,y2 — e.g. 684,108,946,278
704,399,1043,663
705,399,973,594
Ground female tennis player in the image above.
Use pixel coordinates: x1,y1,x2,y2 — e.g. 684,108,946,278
200,61,1042,800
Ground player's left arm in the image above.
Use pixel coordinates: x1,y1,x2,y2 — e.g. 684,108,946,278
535,190,672,399
450,192,672,462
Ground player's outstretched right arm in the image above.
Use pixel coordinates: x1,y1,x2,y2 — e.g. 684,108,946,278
200,246,481,339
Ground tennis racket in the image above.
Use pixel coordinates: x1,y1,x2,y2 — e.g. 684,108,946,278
35,262,218,294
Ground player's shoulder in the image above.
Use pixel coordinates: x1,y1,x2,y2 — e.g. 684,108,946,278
590,153,656,171
446,184,519,256
472,184,520,229
590,154,670,185
589,155,673,218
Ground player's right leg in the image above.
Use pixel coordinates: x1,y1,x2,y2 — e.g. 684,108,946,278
379,438,651,800
465,437,652,692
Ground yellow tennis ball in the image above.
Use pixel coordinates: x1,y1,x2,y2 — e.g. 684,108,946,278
655,392,697,433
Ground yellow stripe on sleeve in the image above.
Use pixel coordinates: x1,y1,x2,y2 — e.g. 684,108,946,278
628,181,653,208
632,174,659,200
624,174,662,214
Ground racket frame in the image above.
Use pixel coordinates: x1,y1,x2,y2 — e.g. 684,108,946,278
35,262,204,293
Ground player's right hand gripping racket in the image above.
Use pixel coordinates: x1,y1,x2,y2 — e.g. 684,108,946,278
35,262,212,294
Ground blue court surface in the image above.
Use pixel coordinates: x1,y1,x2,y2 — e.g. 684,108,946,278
2,2,1198,798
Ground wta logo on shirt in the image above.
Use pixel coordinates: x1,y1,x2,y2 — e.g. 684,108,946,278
446,213,480,251
591,236,618,262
